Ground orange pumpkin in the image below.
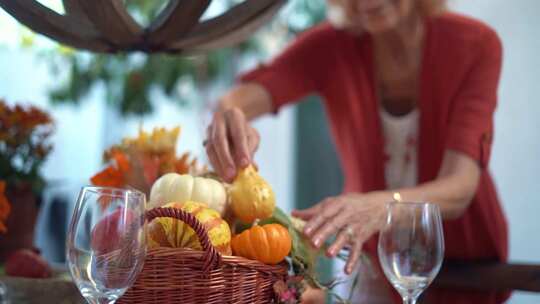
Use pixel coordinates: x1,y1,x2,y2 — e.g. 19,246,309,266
147,201,232,255
231,223,291,265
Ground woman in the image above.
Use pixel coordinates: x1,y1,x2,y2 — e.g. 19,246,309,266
204,0,508,303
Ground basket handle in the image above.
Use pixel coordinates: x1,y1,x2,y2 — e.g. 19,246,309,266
145,207,222,273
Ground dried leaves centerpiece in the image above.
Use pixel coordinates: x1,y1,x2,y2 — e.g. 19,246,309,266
90,126,206,198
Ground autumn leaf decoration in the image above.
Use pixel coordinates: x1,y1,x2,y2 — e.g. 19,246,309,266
90,126,206,208
0,181,11,233
90,151,131,188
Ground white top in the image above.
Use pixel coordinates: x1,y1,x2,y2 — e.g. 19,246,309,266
380,108,420,190
333,109,421,303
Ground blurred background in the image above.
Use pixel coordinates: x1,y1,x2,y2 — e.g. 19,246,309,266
0,0,539,303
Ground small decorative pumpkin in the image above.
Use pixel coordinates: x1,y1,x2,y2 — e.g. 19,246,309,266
148,173,227,215
147,201,232,255
231,223,291,265
91,207,135,254
229,165,276,223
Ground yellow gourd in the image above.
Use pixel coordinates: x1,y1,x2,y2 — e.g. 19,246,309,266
229,165,276,224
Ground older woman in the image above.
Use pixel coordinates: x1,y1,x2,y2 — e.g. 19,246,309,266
204,0,508,303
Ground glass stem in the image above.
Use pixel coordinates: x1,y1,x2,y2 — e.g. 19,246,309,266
403,295,417,304
89,297,114,304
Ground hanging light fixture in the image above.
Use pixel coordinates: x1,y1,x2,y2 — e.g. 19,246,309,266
0,0,286,53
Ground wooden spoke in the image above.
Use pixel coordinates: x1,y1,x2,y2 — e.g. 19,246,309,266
77,0,143,47
146,0,211,46
62,0,86,18
0,0,109,52
169,0,285,50
62,0,95,32
180,0,284,53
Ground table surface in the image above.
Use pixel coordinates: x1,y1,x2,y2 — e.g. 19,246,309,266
1,273,84,304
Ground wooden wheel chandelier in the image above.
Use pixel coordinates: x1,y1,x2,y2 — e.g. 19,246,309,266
0,0,286,53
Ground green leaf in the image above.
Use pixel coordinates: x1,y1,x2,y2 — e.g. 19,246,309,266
267,206,293,227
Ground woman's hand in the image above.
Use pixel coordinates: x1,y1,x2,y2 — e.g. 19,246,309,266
205,83,273,182
205,107,260,182
292,192,389,274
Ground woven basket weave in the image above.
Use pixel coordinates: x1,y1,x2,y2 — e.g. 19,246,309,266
117,207,288,304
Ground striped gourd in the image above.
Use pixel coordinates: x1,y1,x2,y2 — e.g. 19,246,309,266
147,201,232,255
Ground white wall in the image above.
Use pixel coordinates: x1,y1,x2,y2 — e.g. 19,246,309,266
0,48,105,188
451,1,540,303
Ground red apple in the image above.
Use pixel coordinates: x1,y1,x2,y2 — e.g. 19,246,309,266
5,249,52,278
90,208,136,254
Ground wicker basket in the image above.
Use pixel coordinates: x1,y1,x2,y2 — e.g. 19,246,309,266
117,207,288,304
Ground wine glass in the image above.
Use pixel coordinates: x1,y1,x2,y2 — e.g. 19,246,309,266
66,186,147,304
378,202,444,304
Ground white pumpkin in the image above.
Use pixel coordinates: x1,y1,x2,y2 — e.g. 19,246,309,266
148,173,227,215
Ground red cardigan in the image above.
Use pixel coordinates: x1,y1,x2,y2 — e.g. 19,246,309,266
242,13,508,303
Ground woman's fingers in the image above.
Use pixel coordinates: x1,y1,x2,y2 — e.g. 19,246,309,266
246,126,260,157
205,141,222,176
344,222,376,274
310,210,350,249
292,197,333,220
224,108,250,167
211,113,236,181
291,205,322,220
205,127,224,177
302,199,343,244
345,237,363,275
206,108,258,182
326,230,349,257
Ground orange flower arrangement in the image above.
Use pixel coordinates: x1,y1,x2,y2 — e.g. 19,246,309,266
91,126,206,198
0,100,54,233
0,181,11,233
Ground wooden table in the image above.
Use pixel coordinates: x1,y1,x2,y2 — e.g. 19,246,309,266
0,275,84,304
2,260,538,303
436,260,540,292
